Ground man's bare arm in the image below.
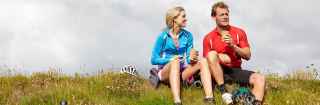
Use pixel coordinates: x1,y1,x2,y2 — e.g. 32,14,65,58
232,45,251,60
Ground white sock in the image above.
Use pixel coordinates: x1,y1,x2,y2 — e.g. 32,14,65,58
174,99,181,103
205,96,213,99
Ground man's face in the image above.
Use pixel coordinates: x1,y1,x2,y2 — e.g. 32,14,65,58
213,7,229,27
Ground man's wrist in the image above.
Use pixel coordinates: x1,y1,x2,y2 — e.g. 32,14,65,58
231,45,241,54
231,44,238,50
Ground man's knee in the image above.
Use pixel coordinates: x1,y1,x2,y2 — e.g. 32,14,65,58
218,54,231,64
207,51,218,63
200,58,208,67
199,58,209,71
250,73,265,85
258,74,266,85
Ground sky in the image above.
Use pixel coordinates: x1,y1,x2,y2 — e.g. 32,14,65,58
0,0,319,76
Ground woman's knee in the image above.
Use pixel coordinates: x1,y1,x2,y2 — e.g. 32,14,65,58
182,62,202,80
169,59,180,66
168,59,180,73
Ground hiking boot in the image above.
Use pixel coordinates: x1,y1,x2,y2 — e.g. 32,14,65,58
149,68,160,88
253,100,262,105
232,87,256,105
192,80,202,88
222,93,233,105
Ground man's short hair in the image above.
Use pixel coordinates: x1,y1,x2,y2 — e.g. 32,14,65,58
211,2,229,17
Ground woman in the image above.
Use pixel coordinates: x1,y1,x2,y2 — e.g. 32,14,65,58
150,6,214,105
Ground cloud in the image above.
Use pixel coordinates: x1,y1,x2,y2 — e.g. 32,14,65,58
0,0,319,75
228,0,320,72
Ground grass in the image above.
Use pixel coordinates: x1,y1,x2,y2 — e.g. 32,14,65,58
0,69,320,105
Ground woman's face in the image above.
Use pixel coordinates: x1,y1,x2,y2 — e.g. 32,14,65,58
174,11,187,28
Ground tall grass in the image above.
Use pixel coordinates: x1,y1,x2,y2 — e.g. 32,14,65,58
0,68,319,105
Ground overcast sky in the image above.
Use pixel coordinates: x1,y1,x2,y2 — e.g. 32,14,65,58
0,0,319,75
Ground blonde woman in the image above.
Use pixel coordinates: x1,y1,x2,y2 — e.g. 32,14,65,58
150,6,215,105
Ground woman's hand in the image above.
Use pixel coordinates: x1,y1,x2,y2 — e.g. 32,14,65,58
190,49,199,64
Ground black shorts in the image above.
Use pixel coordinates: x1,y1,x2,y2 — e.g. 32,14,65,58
222,66,255,85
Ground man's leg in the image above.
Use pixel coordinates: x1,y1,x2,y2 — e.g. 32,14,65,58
249,73,265,104
225,68,265,105
206,51,225,86
206,51,233,104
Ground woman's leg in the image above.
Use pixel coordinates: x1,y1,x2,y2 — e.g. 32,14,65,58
159,59,181,103
181,59,214,99
181,62,200,81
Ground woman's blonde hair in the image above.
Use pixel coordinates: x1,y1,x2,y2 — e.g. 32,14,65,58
165,6,185,29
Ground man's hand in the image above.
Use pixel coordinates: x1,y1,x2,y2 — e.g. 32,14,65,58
190,49,199,64
220,30,234,47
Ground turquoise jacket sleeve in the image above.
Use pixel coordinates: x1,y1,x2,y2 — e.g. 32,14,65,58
186,32,193,64
151,33,171,65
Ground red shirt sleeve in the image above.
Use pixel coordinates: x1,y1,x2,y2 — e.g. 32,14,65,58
238,29,250,48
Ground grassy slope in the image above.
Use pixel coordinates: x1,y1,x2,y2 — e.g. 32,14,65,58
0,71,320,105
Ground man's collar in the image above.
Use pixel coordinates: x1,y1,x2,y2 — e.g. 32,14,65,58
213,25,233,34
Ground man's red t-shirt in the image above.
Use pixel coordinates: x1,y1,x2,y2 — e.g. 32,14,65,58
203,26,250,68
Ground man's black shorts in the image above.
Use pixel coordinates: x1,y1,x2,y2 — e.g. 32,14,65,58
222,66,255,84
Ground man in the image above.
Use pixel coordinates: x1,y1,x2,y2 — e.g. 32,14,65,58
203,2,266,105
